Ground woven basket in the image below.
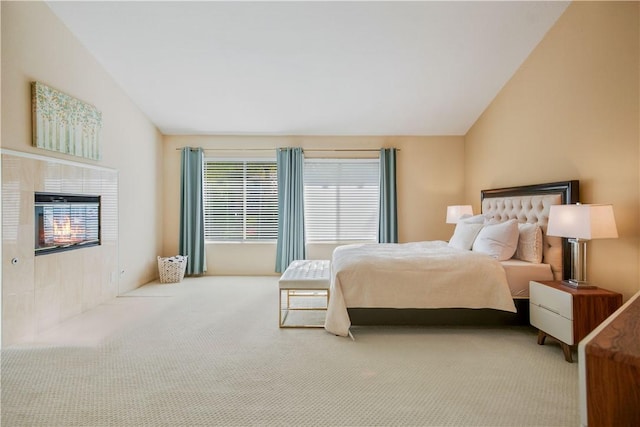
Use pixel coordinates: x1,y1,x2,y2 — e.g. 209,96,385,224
157,255,188,283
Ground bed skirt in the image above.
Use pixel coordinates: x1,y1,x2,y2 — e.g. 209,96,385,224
347,299,530,327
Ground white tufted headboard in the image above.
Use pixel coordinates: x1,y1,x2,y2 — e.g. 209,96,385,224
480,181,579,281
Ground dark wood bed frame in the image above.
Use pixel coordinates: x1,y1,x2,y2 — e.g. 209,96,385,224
348,180,580,327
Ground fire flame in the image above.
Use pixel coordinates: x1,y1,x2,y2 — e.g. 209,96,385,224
52,216,84,244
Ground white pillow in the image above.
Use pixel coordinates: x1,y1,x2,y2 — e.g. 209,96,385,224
448,221,484,250
515,223,543,263
459,214,488,224
472,219,519,261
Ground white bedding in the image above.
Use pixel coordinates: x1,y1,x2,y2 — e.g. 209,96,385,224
324,241,517,337
501,259,553,298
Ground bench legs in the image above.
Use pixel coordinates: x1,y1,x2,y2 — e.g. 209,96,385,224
279,289,330,328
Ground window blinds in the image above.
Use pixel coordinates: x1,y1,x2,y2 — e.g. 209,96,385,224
203,160,278,241
303,159,379,242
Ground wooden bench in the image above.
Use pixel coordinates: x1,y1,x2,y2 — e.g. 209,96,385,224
278,260,330,328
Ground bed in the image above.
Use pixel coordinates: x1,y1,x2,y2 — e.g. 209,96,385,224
324,180,579,337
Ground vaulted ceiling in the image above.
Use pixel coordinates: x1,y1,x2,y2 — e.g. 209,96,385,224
47,1,569,136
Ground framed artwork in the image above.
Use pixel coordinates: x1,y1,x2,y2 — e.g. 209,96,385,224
31,82,103,160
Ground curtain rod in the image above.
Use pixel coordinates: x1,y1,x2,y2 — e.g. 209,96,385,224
175,147,399,152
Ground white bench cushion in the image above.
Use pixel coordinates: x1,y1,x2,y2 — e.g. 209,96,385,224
279,260,330,290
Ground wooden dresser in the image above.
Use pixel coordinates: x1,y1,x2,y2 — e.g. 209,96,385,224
578,290,640,426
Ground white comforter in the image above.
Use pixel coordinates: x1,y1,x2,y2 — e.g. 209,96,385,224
324,241,517,336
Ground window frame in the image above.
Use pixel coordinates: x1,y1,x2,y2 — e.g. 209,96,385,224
203,157,278,243
303,157,380,244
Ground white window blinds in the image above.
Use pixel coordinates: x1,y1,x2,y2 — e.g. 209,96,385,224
303,159,379,242
203,160,278,241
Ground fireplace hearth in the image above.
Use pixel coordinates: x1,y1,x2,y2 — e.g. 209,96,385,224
35,192,101,255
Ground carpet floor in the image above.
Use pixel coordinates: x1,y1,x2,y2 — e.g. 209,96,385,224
1,276,579,426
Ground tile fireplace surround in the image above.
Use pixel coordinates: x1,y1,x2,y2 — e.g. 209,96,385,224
2,150,118,347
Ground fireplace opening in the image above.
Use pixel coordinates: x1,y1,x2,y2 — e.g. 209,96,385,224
35,192,101,255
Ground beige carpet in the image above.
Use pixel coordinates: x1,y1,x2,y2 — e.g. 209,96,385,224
1,276,579,426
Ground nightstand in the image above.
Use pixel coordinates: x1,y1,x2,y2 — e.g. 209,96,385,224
529,280,622,362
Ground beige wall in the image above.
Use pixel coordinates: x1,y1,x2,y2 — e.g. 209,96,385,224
1,1,3,344
163,135,465,275
465,2,640,299
1,1,164,297
1,152,119,346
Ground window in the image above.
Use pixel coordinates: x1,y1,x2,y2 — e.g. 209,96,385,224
304,159,379,242
203,160,278,241
203,157,380,244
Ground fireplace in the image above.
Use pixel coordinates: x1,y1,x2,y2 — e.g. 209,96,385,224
34,192,101,255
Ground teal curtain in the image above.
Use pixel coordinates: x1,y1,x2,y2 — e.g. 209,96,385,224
275,147,306,273
378,148,398,243
179,147,207,275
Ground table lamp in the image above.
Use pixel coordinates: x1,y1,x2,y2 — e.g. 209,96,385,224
446,205,473,224
546,203,618,289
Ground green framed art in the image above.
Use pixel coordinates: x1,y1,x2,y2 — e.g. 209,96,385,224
31,82,102,160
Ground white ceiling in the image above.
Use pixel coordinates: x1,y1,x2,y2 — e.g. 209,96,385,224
47,1,569,136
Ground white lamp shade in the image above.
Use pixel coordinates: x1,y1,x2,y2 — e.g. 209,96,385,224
446,205,474,224
547,204,618,239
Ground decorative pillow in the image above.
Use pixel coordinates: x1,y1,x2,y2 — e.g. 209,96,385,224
472,219,519,261
515,223,543,263
448,221,484,250
459,214,488,224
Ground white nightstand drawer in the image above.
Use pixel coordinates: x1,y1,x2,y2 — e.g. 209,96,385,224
529,280,622,363
530,281,573,320
530,302,574,344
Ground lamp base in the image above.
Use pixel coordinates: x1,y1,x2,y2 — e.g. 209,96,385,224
561,279,597,290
